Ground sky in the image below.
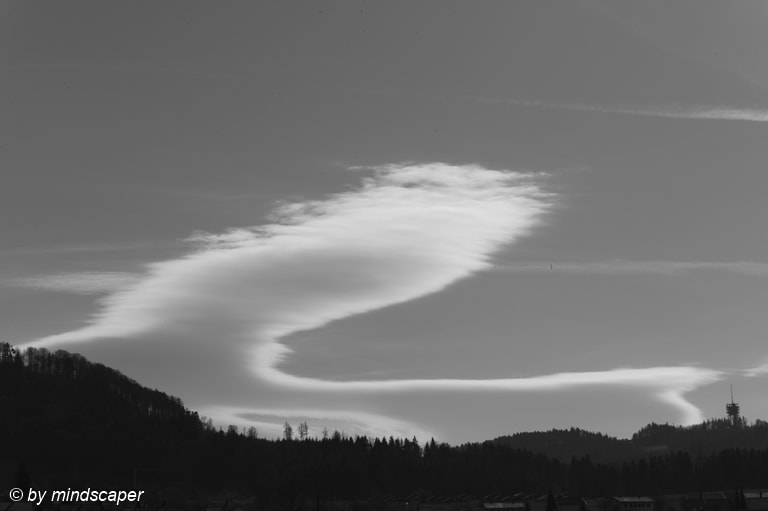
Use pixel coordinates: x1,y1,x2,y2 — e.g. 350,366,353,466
2,1,768,443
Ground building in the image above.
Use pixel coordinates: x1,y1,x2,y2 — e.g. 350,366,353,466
744,490,768,511
607,497,655,511
682,492,729,511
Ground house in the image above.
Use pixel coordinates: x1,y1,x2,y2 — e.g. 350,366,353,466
681,492,729,511
482,503,526,511
481,496,527,511
658,494,685,511
583,498,606,511
607,497,655,511
557,496,587,511
744,490,768,511
528,493,589,511
527,494,550,511
418,494,479,511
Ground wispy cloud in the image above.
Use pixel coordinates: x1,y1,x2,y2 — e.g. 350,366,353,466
744,362,768,378
204,406,437,442
254,366,721,426
356,87,768,124
473,95,768,123
7,272,140,295
0,240,168,257
497,260,768,276
22,163,720,431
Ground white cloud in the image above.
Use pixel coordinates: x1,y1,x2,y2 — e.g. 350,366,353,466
497,260,768,276
28,163,552,347
362,88,768,123
203,405,437,442
472,95,768,123
744,362,768,378
252,365,721,427
254,365,720,426
22,162,720,431
0,240,164,256
7,272,140,294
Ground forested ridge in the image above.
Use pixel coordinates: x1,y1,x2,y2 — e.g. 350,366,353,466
492,418,768,464
2,343,768,502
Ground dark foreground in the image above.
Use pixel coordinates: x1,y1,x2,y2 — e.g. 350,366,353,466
2,344,768,508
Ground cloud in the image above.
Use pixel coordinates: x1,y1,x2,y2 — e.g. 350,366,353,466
7,272,140,294
203,406,437,442
255,366,721,426
473,95,768,123
359,87,768,124
744,362,768,378
497,260,768,276
23,162,720,434
0,240,169,257
29,163,552,348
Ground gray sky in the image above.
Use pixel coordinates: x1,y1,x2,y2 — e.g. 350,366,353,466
2,1,768,443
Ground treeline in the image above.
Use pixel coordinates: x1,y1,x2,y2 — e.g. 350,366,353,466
2,343,768,503
492,428,632,463
632,419,768,457
0,343,193,421
492,420,768,464
0,343,204,490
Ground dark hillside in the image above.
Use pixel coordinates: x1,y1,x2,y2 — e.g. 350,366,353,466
3,343,768,501
491,428,633,463
491,420,768,464
0,343,205,488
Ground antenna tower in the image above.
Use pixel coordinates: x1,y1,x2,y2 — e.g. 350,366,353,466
726,384,741,426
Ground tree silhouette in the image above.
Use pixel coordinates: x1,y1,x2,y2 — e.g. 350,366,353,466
298,421,309,440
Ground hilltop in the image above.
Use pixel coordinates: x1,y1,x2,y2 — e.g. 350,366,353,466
491,418,768,464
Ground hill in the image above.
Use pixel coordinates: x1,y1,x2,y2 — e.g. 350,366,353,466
3,342,768,500
490,428,632,463
491,419,768,464
0,343,207,489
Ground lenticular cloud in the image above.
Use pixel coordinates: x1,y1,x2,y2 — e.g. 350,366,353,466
33,163,551,371
29,162,719,426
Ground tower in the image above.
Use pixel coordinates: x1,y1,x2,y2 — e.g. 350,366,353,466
726,384,741,426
